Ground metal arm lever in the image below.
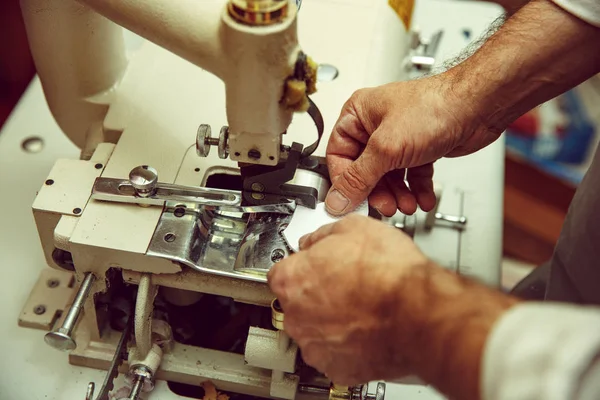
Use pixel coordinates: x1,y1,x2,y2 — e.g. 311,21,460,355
91,166,296,215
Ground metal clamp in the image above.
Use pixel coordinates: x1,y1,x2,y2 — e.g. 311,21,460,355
92,166,296,215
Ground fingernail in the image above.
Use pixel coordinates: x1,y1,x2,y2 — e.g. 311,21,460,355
326,190,350,214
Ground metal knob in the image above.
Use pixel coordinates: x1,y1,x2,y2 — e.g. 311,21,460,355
45,272,95,351
128,166,158,197
197,124,229,160
218,126,230,160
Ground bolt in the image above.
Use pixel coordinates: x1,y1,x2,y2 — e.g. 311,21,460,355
45,272,96,351
47,279,60,288
34,305,46,315
271,249,285,263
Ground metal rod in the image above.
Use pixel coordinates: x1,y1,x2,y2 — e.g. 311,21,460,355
44,272,96,351
128,376,144,400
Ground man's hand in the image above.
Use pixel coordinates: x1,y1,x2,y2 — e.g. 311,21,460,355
269,215,519,399
268,215,431,384
325,77,498,217
325,0,600,218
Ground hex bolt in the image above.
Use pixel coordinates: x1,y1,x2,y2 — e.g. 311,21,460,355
45,272,96,351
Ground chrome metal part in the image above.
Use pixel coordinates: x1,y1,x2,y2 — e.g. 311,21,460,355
434,212,467,230
196,124,214,157
86,309,134,400
93,176,241,207
126,366,153,400
44,272,95,351
147,201,293,283
327,383,385,400
128,165,159,197
365,383,386,400
405,30,444,72
92,173,296,214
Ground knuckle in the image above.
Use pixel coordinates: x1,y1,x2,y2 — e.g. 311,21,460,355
341,164,371,193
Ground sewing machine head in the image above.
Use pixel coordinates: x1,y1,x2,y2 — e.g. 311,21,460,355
16,0,469,399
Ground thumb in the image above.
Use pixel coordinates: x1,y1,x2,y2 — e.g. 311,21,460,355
325,149,386,215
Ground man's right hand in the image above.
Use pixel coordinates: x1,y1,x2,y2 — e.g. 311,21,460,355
325,75,501,217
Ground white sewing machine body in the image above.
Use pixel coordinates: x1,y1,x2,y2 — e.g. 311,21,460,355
0,0,503,399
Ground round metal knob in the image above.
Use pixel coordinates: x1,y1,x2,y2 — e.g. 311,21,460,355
45,328,77,351
129,165,158,197
196,124,212,157
218,126,230,160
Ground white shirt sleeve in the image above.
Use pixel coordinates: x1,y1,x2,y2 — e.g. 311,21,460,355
482,303,600,400
551,0,600,27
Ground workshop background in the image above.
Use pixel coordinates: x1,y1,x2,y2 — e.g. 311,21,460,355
2,0,599,290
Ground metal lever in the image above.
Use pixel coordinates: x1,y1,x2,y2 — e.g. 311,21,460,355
45,272,95,351
92,166,296,215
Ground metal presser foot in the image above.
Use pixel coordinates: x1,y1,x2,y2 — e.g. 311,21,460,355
91,165,331,282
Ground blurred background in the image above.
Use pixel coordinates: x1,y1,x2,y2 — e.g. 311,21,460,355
1,0,599,290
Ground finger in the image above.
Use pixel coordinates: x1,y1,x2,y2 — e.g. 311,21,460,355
267,255,300,303
368,180,397,217
406,164,436,212
326,112,370,184
300,342,332,373
298,222,338,251
325,146,388,216
385,170,418,215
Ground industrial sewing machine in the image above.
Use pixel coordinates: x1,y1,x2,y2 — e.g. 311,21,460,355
0,0,504,399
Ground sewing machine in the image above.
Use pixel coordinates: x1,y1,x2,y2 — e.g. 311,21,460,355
0,0,504,399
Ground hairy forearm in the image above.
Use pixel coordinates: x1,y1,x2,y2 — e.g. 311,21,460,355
396,263,520,400
448,0,600,135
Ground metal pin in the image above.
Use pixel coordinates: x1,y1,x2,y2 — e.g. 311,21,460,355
44,272,96,351
434,212,467,230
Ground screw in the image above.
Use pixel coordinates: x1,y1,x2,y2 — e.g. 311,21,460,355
94,163,103,169
73,208,82,215
47,279,60,288
271,249,285,263
34,305,46,315
251,182,265,192
164,233,176,243
174,207,186,218
45,179,54,186
248,149,261,160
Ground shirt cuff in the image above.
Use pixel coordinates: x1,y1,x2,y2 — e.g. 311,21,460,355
551,0,600,27
482,302,600,400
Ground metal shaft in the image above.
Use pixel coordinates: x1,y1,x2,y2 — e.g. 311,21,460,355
128,376,144,400
44,272,96,351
